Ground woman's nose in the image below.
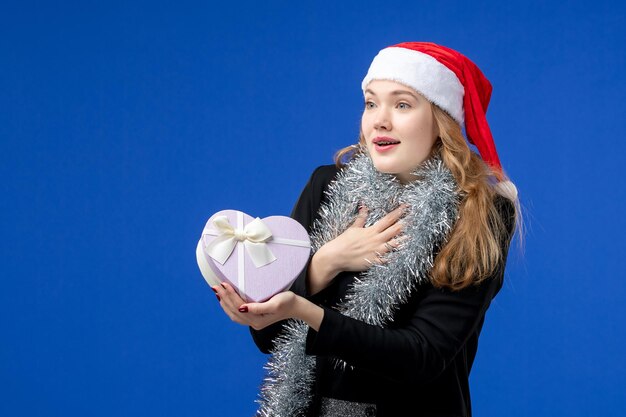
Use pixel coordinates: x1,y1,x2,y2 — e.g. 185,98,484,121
374,109,391,130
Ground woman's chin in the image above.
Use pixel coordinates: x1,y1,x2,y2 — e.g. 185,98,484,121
370,162,417,183
370,159,398,175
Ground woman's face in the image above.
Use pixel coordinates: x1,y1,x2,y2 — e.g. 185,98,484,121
361,80,438,183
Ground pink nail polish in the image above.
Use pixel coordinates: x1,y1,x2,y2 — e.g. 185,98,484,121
238,306,248,313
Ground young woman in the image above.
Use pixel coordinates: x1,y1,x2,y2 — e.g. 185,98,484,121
213,41,520,417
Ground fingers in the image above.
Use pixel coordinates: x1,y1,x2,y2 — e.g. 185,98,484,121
212,283,290,330
365,251,389,266
369,235,411,265
372,204,409,232
391,234,411,247
243,302,271,316
216,282,246,308
381,235,410,253
240,296,279,316
352,203,408,230
212,282,249,323
351,204,368,228
378,219,405,242
241,291,294,316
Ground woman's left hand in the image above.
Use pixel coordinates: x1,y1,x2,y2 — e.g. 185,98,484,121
213,282,299,330
213,282,324,331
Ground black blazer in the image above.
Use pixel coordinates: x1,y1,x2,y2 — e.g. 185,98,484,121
250,164,516,417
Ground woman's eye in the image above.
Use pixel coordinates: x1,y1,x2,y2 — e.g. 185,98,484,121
397,102,411,109
364,101,375,109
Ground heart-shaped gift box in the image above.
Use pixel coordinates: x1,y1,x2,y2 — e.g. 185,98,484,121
196,210,311,302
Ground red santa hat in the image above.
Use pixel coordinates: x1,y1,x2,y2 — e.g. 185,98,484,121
362,41,517,201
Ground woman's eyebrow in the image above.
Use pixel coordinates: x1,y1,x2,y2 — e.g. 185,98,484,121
364,89,419,100
390,90,420,100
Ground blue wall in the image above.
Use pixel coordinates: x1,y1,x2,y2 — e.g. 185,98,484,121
1,1,624,415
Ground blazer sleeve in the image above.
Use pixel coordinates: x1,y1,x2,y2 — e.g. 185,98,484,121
304,196,517,385
249,165,338,354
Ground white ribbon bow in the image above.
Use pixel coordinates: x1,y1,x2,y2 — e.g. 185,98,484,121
204,215,277,268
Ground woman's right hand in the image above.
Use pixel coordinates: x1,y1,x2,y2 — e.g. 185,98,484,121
307,204,409,294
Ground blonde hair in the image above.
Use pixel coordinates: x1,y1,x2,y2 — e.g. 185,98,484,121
334,104,522,291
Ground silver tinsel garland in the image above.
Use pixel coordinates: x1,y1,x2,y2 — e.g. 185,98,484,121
255,152,460,417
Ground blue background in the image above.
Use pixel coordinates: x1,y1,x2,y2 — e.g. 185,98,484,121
2,1,625,416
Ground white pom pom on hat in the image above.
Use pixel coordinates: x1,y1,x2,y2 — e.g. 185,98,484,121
362,41,518,201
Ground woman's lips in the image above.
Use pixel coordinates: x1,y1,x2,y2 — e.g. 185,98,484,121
373,137,400,153
374,142,400,153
